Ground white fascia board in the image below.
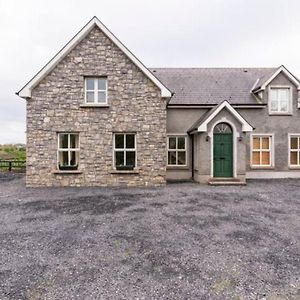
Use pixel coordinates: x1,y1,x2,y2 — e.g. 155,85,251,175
18,17,172,99
197,101,253,132
260,65,300,90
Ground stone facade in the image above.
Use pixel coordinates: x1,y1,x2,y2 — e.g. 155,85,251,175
27,26,166,187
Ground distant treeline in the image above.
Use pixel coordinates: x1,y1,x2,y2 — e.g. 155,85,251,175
0,144,26,161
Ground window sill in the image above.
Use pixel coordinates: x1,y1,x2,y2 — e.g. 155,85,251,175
167,165,189,170
289,166,300,170
52,170,83,174
80,104,109,108
269,113,293,116
110,170,139,175
250,166,274,170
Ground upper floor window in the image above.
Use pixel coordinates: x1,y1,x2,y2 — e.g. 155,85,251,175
58,133,79,170
269,87,292,114
289,135,300,167
167,136,187,166
85,77,107,104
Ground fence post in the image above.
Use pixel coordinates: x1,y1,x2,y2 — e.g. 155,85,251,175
9,161,12,172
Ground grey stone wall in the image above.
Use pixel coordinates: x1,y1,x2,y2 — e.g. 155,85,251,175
27,26,166,187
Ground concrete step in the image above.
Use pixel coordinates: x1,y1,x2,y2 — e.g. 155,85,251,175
209,178,246,186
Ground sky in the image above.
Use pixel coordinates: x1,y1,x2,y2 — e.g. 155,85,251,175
1,0,300,144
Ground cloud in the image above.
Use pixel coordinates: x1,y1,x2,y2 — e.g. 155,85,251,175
1,0,300,143
0,120,25,144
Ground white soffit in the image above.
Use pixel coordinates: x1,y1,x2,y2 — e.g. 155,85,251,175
198,101,253,132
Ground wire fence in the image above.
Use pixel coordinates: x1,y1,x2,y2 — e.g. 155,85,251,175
0,160,26,172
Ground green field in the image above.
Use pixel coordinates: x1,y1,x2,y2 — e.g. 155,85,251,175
0,145,26,171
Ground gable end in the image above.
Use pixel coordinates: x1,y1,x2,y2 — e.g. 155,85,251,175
17,17,172,99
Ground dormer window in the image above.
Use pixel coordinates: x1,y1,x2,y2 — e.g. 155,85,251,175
84,77,107,104
269,87,292,115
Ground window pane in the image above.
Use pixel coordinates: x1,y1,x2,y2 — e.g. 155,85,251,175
59,134,68,149
261,152,270,165
116,151,124,166
115,134,124,148
177,137,185,149
214,123,232,133
126,151,136,167
169,137,176,149
280,100,288,112
291,137,298,149
270,99,278,111
168,151,176,165
86,78,94,90
253,138,260,150
59,151,69,166
278,89,288,101
252,151,260,165
98,91,106,103
70,151,78,166
269,89,277,101
70,134,78,149
126,134,135,149
261,137,269,150
98,78,106,90
290,152,298,165
177,151,186,165
86,91,95,103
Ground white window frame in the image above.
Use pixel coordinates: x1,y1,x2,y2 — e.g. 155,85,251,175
250,134,274,168
167,135,187,167
84,77,108,104
113,133,137,169
268,86,293,115
288,134,300,168
57,133,80,169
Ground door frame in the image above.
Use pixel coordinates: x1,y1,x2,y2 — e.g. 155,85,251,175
209,118,239,178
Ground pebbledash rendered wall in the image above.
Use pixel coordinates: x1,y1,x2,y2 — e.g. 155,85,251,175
26,26,167,187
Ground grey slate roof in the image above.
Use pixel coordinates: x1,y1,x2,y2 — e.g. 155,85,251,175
150,68,277,105
187,103,221,133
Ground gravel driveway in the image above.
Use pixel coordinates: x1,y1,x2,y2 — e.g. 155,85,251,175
0,173,299,299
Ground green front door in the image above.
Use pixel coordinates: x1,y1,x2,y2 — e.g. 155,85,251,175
213,124,233,178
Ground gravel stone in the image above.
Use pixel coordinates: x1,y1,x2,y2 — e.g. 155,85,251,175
0,175,299,299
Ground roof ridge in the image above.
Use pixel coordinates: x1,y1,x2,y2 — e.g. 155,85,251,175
151,67,278,70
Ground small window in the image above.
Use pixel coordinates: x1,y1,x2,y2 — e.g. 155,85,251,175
85,77,107,104
289,135,300,167
269,87,291,114
113,133,136,170
251,135,273,167
58,133,79,170
214,123,232,133
167,136,187,166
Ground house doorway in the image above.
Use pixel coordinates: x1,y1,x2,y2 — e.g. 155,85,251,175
213,123,233,177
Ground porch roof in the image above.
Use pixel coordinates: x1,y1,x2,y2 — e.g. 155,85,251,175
188,100,253,133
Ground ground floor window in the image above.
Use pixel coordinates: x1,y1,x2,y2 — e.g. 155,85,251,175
58,133,79,170
113,133,136,170
251,135,273,167
289,135,300,167
167,136,187,166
